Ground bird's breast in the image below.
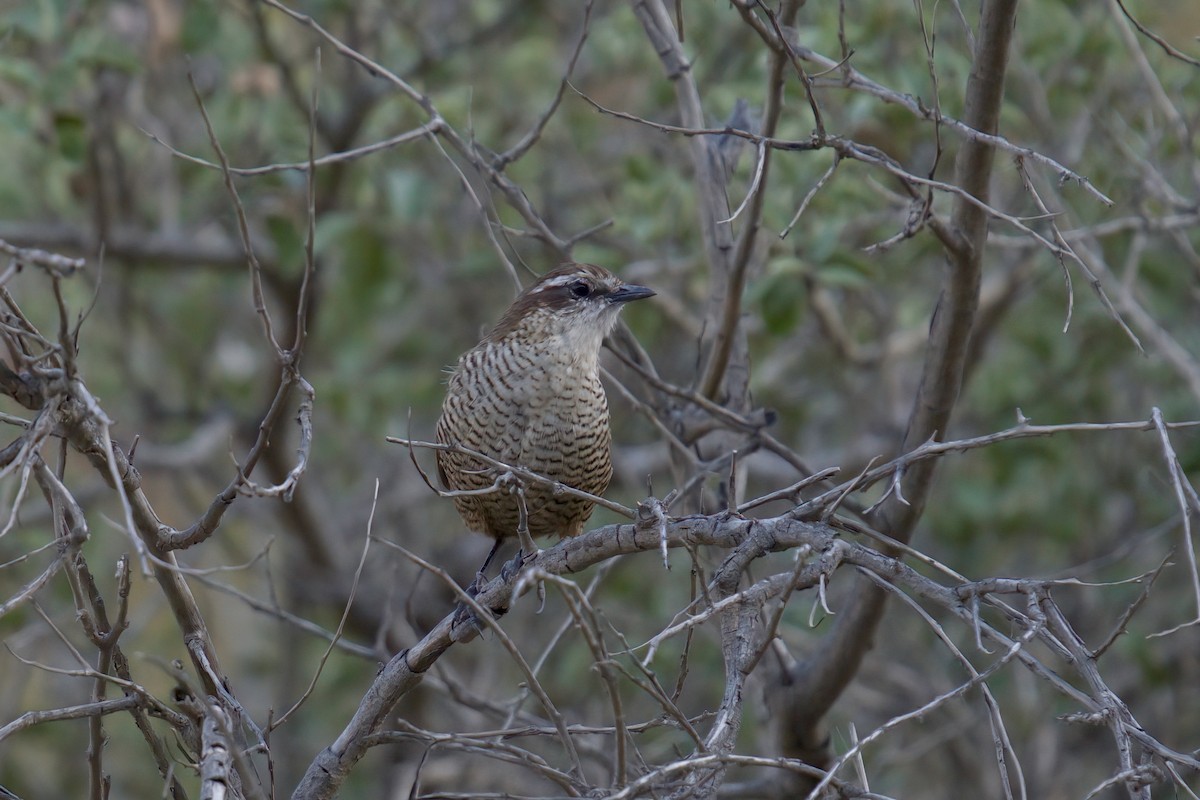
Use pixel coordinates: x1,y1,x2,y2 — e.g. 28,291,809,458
436,337,614,540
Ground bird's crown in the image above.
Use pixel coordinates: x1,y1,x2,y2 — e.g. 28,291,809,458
485,263,653,344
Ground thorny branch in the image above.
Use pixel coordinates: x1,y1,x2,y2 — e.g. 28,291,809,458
2,3,1198,799
775,0,1022,783
289,501,1200,799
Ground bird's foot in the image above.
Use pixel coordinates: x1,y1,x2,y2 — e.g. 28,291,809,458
499,548,524,583
451,600,479,631
499,546,542,583
451,592,507,633
499,547,548,613
451,568,503,632
464,569,489,599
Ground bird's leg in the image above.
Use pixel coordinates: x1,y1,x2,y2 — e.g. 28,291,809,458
500,481,539,582
466,537,504,597
453,540,504,632
513,482,538,562
501,485,547,611
452,535,509,632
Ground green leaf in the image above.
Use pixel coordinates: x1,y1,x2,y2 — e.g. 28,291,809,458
181,1,221,51
266,214,303,271
813,263,869,289
757,272,807,335
52,111,86,162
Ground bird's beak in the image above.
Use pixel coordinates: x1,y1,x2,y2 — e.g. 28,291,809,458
608,283,656,304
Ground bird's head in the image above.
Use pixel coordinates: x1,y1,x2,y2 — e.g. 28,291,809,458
486,263,655,359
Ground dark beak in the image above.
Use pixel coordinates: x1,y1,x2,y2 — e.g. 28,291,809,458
608,283,656,304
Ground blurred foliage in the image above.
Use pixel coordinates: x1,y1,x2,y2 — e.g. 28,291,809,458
0,0,1198,798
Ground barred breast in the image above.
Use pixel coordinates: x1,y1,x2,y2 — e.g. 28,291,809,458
435,338,613,541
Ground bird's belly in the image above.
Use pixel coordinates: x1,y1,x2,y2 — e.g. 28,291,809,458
438,357,613,539
511,385,612,537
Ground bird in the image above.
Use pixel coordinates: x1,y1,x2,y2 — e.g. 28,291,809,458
435,263,655,585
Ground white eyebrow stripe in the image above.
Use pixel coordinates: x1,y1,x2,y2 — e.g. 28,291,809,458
531,274,582,292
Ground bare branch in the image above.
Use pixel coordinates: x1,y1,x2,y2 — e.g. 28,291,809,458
0,697,143,743
1110,0,1200,67
0,239,85,276
780,0,1021,769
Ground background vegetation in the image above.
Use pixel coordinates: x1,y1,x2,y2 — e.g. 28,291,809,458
0,1,1198,798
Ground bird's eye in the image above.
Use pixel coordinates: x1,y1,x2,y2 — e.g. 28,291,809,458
569,281,591,299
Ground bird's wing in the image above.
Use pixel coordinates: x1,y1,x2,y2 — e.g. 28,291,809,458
435,450,451,490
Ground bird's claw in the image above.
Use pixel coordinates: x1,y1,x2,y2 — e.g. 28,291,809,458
451,600,483,632
452,592,507,633
465,570,488,598
452,570,496,632
499,547,541,582
499,548,523,582
499,547,547,613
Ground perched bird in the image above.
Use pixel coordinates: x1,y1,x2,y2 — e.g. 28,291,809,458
435,263,655,578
